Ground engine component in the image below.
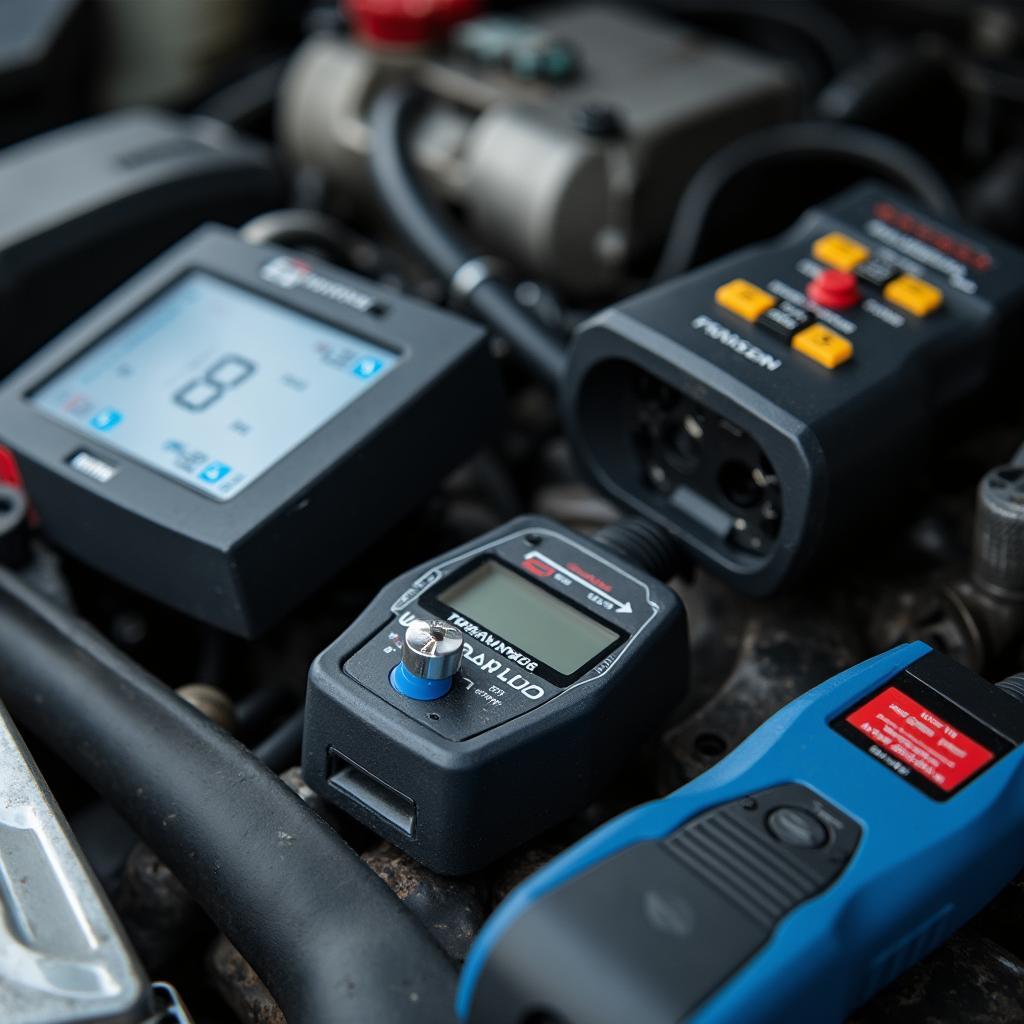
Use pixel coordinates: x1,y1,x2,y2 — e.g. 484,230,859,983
458,643,1024,1023
972,462,1024,598
0,225,501,635
0,698,152,1024
277,3,797,295
368,81,569,385
563,183,1024,595
871,461,1024,672
0,108,281,378
304,514,688,874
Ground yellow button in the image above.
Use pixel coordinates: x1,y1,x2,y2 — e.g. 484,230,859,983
812,232,870,272
791,323,854,369
715,278,776,322
883,274,943,317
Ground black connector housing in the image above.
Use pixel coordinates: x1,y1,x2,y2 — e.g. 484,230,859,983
564,184,1024,594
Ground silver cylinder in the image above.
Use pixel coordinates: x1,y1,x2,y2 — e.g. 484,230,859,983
275,8,797,296
402,619,465,680
972,464,1024,597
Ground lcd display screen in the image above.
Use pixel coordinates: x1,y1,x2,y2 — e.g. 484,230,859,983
438,559,619,676
31,271,398,500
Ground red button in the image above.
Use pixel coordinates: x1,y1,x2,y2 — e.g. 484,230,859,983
806,269,860,311
347,0,483,46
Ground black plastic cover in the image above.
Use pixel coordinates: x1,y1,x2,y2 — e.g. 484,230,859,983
0,108,281,376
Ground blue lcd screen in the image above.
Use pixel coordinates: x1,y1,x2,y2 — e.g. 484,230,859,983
31,271,398,500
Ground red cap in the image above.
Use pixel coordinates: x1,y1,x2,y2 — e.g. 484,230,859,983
0,446,23,490
806,268,860,311
346,0,483,46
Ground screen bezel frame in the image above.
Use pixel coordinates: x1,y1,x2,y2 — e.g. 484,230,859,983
421,553,627,688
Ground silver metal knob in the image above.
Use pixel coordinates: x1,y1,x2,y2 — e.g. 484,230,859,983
402,619,464,680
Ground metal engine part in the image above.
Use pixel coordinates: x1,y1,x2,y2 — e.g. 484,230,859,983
277,3,796,295
0,700,152,1024
871,463,1024,674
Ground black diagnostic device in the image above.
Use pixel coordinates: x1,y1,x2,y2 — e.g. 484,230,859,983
0,226,501,635
303,515,688,875
564,184,1024,595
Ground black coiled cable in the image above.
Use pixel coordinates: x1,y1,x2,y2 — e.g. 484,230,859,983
655,121,959,281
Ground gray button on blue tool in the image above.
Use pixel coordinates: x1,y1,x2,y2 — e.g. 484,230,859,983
390,619,464,701
766,806,828,849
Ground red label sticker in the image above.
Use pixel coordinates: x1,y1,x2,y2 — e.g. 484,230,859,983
521,557,556,578
845,686,994,792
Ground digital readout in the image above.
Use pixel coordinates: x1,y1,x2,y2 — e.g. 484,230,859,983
31,271,398,500
438,559,619,676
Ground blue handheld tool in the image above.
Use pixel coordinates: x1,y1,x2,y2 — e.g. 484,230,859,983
457,643,1024,1024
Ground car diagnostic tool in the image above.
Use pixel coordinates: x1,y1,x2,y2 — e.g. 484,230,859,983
458,642,1024,1024
303,515,688,875
0,226,500,635
563,184,1024,595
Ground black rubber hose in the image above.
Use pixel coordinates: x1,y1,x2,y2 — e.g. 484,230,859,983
0,568,457,1024
367,83,567,387
996,674,1024,705
654,121,959,281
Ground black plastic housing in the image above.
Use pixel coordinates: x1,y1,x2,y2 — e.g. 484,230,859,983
0,107,281,377
563,184,1024,595
0,226,501,635
304,515,689,875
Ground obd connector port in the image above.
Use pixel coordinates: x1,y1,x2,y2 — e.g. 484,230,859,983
630,372,782,557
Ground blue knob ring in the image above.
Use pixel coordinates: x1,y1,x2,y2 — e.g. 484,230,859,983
390,662,453,701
